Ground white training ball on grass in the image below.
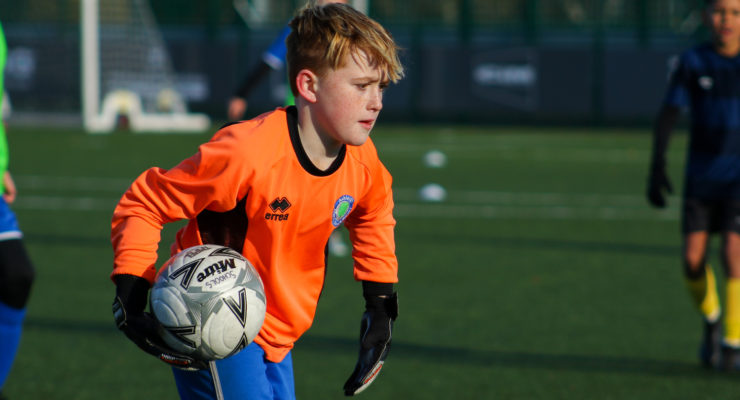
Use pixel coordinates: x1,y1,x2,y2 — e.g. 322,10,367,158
423,150,447,168
419,183,447,202
150,244,266,361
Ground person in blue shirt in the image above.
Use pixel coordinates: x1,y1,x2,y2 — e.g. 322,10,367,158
226,25,292,121
647,0,740,370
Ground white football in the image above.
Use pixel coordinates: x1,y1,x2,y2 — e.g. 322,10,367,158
150,244,266,361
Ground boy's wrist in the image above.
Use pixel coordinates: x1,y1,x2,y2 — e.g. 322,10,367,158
362,280,394,297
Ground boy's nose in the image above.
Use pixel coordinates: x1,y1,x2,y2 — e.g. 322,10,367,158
368,89,383,111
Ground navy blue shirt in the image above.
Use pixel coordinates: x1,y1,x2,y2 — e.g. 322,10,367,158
664,43,740,199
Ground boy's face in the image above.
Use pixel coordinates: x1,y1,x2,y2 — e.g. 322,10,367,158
312,50,386,146
706,0,740,47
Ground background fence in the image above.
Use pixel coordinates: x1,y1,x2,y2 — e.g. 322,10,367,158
0,0,710,126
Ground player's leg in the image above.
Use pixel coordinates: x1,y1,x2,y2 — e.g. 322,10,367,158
264,350,295,399
0,239,34,310
171,342,296,399
721,232,740,344
683,231,719,319
719,201,740,370
0,238,35,389
682,199,721,367
0,193,34,390
0,301,26,392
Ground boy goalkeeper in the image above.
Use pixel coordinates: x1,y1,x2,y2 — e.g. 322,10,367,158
110,3,403,398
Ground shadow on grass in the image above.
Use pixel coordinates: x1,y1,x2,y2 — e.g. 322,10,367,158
24,319,731,381
299,334,733,381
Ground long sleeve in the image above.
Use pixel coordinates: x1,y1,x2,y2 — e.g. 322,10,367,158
111,128,250,283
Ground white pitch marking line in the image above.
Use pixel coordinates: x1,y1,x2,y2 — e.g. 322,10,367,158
10,176,678,220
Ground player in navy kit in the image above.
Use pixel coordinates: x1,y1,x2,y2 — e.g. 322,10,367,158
647,0,740,370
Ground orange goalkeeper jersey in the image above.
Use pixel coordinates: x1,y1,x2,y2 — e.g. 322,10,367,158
111,107,398,362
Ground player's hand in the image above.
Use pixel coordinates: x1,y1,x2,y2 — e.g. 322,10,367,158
112,274,207,371
647,165,673,208
227,97,248,121
343,292,398,396
3,171,17,204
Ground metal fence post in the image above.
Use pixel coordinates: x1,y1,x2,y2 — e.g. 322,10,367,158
592,0,605,124
524,0,539,46
459,0,472,45
637,0,649,47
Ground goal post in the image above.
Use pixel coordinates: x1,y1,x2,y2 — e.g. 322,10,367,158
80,0,210,134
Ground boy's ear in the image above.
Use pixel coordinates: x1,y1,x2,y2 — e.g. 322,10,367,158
296,69,319,103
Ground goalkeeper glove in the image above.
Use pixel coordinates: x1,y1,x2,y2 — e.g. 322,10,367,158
647,163,673,208
112,274,207,371
344,285,398,396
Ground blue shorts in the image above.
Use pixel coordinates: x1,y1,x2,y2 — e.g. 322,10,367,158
171,342,295,400
0,197,21,240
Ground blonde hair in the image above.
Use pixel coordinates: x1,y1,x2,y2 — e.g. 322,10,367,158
286,3,404,96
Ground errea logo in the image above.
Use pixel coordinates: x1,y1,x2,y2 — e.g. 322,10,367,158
266,197,291,221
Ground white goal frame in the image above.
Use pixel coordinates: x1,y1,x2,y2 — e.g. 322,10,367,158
80,0,210,134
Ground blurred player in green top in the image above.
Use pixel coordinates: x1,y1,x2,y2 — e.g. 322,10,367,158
227,0,350,121
0,21,35,398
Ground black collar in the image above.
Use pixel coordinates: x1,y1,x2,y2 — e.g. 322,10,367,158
286,106,346,177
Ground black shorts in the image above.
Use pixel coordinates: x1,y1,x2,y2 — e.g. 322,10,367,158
682,198,740,234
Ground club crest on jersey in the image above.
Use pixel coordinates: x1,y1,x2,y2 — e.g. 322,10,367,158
332,195,354,227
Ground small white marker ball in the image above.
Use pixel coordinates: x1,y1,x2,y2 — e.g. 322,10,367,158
423,150,447,168
419,183,447,202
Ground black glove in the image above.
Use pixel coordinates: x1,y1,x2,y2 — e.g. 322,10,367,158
647,163,673,208
344,284,398,396
112,274,207,371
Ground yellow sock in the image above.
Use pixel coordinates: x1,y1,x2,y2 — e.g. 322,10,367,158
685,265,720,322
725,278,740,347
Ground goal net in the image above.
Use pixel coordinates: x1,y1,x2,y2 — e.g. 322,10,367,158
81,0,210,133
